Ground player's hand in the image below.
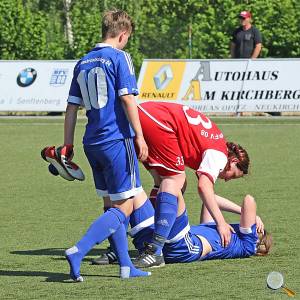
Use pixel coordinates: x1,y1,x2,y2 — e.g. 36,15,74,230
217,222,235,247
60,144,74,161
135,135,148,162
255,215,265,233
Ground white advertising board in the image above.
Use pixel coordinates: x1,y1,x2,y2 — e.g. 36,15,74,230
0,60,76,111
1,59,300,112
137,59,300,112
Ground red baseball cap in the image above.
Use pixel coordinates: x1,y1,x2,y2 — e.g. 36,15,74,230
239,11,251,19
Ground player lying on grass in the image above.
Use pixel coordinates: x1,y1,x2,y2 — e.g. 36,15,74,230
159,193,272,263
93,193,272,266
133,101,250,267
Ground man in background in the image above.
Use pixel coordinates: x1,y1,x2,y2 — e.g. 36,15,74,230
231,11,262,59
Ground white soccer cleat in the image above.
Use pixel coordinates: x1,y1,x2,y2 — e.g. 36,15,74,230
55,146,85,181
41,146,74,181
41,145,85,181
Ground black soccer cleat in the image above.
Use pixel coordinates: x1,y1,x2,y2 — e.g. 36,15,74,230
134,242,165,268
91,247,118,265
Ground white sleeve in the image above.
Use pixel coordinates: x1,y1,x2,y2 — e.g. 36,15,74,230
197,149,228,183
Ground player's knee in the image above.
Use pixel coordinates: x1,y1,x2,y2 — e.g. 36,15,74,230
242,194,256,207
170,173,186,188
112,199,133,217
133,189,148,209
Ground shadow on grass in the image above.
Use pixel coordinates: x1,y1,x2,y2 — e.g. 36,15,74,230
11,248,138,258
0,270,119,282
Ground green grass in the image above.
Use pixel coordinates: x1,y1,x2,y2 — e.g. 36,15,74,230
0,116,299,299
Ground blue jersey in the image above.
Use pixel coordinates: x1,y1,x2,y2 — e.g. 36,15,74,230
67,43,138,145
131,207,258,263
190,223,258,260
162,210,203,263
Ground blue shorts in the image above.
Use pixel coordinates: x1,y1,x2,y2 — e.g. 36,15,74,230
163,231,203,263
84,138,142,201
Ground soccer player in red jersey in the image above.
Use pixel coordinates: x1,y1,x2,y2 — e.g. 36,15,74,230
134,101,250,268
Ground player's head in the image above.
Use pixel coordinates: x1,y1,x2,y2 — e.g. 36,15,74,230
238,11,252,26
219,142,250,181
256,230,273,256
102,9,134,49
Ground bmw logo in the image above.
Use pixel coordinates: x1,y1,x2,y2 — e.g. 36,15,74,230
17,68,37,87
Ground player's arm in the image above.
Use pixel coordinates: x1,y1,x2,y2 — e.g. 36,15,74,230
64,61,82,149
197,149,236,246
216,194,264,232
117,52,148,161
215,194,241,214
64,103,79,146
200,194,241,223
198,175,234,247
201,194,264,232
120,95,148,161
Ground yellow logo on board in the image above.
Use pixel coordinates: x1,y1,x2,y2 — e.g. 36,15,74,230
139,61,186,101
182,80,201,101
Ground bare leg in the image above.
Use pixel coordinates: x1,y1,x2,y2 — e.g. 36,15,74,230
240,195,256,229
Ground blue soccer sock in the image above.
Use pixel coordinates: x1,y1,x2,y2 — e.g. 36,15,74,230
152,192,178,255
129,198,155,251
129,198,154,229
66,206,150,279
110,223,151,278
76,208,126,254
120,266,151,279
108,216,129,258
65,207,126,280
103,206,129,256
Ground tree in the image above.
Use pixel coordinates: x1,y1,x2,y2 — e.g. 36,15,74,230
0,0,48,59
1,0,300,62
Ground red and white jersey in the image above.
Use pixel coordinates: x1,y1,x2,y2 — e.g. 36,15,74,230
138,102,228,183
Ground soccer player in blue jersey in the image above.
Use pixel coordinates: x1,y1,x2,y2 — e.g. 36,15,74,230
94,192,270,266
132,193,271,265
161,194,272,263
62,9,150,281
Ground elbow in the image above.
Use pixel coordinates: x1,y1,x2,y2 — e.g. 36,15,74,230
197,177,205,193
197,175,213,194
198,183,204,194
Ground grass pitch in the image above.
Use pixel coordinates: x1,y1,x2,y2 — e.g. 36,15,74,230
0,116,299,299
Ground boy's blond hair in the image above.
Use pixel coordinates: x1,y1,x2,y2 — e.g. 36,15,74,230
102,9,134,39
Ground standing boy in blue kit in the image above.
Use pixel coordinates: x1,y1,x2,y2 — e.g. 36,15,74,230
62,9,150,281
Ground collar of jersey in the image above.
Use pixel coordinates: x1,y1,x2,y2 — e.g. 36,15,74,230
95,43,113,48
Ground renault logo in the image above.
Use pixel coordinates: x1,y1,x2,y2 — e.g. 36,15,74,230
153,65,173,90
